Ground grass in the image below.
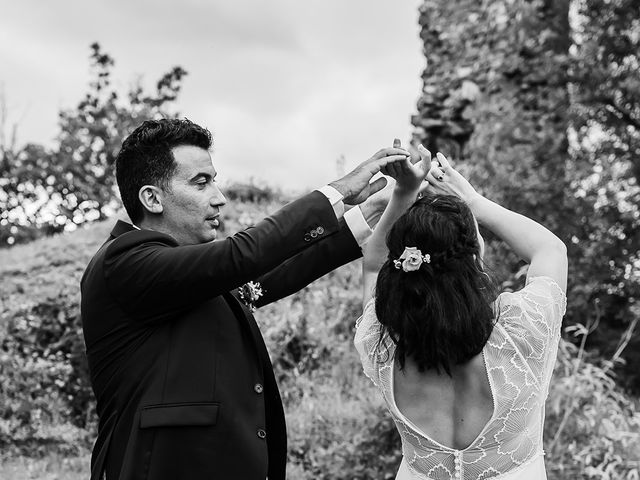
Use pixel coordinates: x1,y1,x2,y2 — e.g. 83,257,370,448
0,455,89,480
2,203,640,479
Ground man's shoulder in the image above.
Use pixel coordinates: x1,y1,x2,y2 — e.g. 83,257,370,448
106,227,178,256
82,225,178,282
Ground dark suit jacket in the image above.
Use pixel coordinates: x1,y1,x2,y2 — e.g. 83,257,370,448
80,191,362,480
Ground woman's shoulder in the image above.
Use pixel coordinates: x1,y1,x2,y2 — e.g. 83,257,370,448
355,297,377,330
493,275,567,352
496,275,567,313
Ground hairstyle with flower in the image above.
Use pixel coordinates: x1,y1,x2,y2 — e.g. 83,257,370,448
374,193,499,376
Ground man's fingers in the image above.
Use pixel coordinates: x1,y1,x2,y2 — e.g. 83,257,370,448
376,154,412,169
368,177,388,196
372,148,411,160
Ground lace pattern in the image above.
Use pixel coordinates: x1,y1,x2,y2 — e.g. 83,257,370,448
354,276,567,480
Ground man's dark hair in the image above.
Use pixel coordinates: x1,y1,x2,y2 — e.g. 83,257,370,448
115,118,213,224
375,193,499,376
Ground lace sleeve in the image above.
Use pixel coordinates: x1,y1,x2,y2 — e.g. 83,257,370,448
497,276,567,389
354,298,390,387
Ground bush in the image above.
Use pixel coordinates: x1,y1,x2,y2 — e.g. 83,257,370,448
1,201,639,479
545,328,640,479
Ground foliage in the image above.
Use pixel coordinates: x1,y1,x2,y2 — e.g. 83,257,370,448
0,43,187,247
223,180,285,204
2,1,640,477
0,222,111,456
0,454,89,480
1,200,639,477
412,0,640,392
567,0,640,389
545,325,640,478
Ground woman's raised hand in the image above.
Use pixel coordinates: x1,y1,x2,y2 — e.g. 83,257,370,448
381,147,430,192
422,147,479,205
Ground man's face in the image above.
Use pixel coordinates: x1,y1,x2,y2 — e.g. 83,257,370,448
159,145,227,245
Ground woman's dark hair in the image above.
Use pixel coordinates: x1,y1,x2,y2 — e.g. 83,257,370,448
375,193,498,376
115,118,212,224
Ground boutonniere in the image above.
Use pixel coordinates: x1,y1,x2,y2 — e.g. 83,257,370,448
238,281,264,312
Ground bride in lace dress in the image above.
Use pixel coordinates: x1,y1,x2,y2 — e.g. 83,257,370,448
355,147,567,480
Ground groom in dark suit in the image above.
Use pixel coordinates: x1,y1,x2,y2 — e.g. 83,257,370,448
80,118,410,480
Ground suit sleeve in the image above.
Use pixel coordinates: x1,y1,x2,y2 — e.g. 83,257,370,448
254,218,362,307
103,191,339,320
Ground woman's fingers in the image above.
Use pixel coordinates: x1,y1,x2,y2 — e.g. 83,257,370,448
383,160,400,178
436,152,452,171
426,168,441,184
428,162,445,180
416,158,430,178
391,160,405,177
400,157,413,174
418,145,432,164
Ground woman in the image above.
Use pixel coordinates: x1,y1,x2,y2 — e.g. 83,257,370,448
355,147,567,480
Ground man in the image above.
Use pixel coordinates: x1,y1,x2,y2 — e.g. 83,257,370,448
80,118,411,480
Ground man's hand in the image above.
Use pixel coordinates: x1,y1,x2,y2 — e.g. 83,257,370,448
329,147,410,205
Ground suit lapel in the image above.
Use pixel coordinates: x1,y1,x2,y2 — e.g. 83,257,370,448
223,290,268,365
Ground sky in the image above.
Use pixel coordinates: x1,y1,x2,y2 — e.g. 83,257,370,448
0,0,424,191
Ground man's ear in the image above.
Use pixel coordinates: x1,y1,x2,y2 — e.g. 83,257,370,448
138,185,164,215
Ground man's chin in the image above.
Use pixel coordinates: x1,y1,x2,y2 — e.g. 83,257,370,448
204,229,218,242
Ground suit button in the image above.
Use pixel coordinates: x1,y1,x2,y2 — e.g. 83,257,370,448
254,383,264,394
257,429,266,439
310,230,318,238
304,233,311,242
316,226,324,235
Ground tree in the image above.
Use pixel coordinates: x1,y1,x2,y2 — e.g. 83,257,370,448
567,0,640,388
413,0,571,266
412,0,640,390
0,43,187,247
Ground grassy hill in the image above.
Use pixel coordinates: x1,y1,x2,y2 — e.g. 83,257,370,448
1,201,639,479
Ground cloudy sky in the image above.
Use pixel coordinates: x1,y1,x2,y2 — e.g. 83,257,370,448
0,0,424,191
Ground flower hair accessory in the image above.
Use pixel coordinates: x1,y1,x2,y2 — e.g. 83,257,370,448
238,281,264,312
393,247,431,272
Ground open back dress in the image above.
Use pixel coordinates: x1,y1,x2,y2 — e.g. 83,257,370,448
354,276,567,480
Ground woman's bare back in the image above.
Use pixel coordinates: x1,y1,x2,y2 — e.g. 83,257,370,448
393,352,494,450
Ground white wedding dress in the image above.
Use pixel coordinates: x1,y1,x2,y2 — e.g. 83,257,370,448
354,276,567,480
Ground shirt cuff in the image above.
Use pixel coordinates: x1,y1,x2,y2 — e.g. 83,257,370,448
317,185,345,219
344,206,373,248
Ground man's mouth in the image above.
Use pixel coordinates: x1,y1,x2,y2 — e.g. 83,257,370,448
206,215,220,228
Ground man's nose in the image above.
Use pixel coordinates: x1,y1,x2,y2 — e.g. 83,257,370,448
211,185,227,206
